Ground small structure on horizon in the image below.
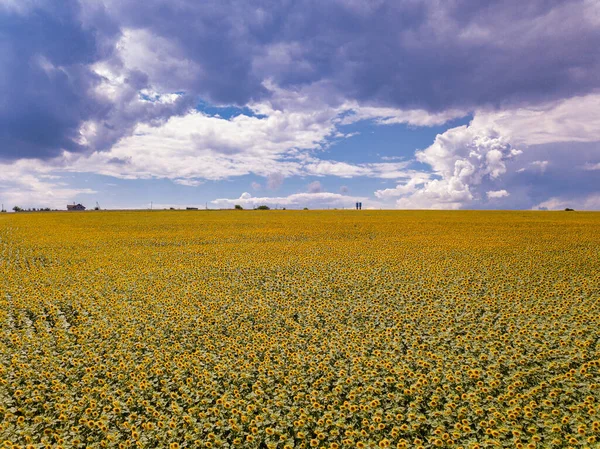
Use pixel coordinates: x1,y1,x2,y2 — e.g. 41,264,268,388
67,203,86,211
355,202,362,210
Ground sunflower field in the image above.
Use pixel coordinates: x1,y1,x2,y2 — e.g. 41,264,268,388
0,210,599,449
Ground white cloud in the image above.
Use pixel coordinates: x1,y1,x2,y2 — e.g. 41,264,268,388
530,160,549,173
582,162,600,171
394,195,463,210
117,28,200,94
83,53,194,152
258,80,465,128
251,182,262,190
173,178,204,187
0,70,472,197
212,191,368,209
371,93,600,209
472,93,600,146
487,189,509,199
416,126,519,181
338,104,467,127
68,108,332,182
0,160,96,209
385,125,521,208
60,88,434,185
533,194,600,211
303,159,412,179
374,172,431,199
139,89,184,105
304,160,366,178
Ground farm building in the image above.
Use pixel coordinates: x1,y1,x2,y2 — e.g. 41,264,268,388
67,203,86,211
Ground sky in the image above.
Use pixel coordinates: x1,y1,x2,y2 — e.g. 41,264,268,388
0,0,599,211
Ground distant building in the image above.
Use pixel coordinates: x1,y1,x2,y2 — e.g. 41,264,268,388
67,203,86,211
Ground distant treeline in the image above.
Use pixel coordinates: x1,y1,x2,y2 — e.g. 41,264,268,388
10,206,59,212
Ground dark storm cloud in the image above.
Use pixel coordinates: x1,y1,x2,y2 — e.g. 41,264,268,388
477,140,600,209
513,141,600,200
0,0,190,161
107,0,600,110
0,0,116,160
2,0,600,160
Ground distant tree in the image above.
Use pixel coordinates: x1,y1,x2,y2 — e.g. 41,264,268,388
12,206,22,212
234,204,243,210
303,207,309,210
565,208,575,211
256,205,270,210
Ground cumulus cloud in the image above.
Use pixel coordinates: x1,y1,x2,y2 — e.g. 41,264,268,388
378,124,521,209
372,92,600,209
416,126,521,181
468,97,600,209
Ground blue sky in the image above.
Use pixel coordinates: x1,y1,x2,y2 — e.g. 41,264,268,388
1,0,599,210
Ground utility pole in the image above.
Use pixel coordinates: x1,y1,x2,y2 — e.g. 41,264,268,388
150,201,153,210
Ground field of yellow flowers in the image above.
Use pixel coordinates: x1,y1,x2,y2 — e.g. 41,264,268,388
1,210,599,449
